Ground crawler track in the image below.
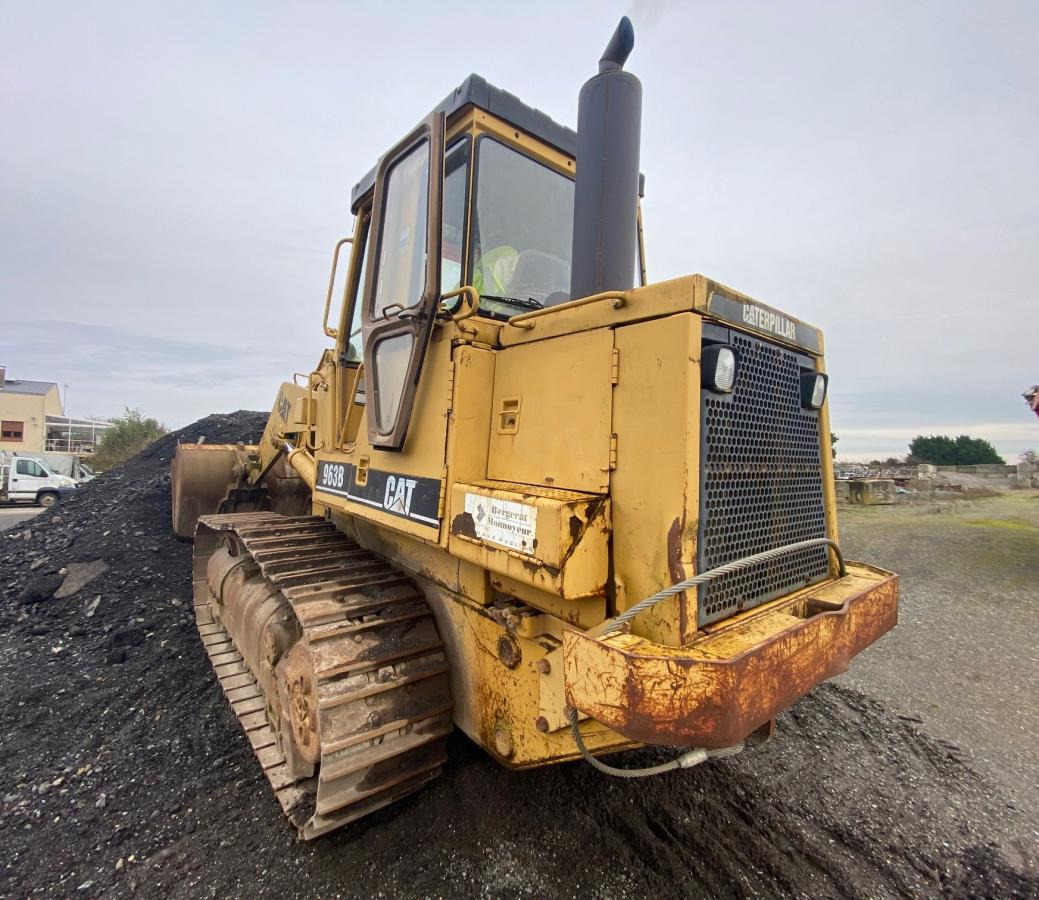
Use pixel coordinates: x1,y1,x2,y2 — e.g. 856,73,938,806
192,512,452,839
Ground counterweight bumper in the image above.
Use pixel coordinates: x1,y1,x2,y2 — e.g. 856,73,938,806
563,562,897,748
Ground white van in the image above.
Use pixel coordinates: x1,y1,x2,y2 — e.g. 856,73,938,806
36,450,96,484
0,453,78,507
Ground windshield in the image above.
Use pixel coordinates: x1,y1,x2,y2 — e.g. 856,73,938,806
470,138,575,318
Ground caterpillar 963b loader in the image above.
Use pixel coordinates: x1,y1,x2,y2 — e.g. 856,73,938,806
172,18,898,839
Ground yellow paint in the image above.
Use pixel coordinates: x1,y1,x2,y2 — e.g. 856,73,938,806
447,479,610,601
416,576,637,767
611,312,702,645
487,327,615,493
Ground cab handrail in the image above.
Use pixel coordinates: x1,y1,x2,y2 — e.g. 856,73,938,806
507,290,628,330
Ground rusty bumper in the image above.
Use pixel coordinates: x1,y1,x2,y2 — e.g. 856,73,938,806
563,562,898,748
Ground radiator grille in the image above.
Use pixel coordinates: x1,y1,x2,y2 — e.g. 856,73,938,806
697,331,829,626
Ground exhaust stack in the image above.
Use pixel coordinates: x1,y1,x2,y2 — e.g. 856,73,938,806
569,17,643,301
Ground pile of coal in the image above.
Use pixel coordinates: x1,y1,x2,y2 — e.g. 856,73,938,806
0,411,267,897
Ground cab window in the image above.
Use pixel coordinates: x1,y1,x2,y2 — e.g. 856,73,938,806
470,137,575,317
440,138,470,292
369,142,431,319
343,213,371,364
16,459,46,477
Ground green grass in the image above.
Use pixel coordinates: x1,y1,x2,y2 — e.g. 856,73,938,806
965,517,1039,532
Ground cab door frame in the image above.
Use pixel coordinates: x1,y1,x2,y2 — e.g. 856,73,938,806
360,112,446,452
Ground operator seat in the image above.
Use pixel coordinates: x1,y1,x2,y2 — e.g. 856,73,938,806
505,249,571,306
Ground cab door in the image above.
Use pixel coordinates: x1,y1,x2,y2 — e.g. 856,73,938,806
361,113,445,451
11,458,45,500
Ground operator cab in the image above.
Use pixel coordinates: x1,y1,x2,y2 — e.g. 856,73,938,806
334,72,641,451
343,74,582,348
331,76,590,450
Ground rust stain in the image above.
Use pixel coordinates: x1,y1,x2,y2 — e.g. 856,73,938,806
520,556,543,574
666,517,684,583
666,516,689,638
451,511,477,538
518,556,560,577
568,515,583,544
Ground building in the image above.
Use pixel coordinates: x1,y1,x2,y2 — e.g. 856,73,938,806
0,366,63,452
0,366,112,453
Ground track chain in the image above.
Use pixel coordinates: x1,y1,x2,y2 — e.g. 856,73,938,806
192,512,452,838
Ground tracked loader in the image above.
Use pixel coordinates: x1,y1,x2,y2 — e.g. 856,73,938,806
172,18,898,838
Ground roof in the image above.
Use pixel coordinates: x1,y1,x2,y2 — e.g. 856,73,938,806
46,415,113,428
0,379,57,396
350,74,578,212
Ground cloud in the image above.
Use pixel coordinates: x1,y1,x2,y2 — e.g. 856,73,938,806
835,422,1037,464
0,321,306,426
1,2,1035,457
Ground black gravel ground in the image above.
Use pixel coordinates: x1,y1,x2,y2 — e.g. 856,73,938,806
0,411,1036,899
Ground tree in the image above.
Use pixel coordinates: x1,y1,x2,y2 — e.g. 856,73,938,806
908,435,956,465
89,408,168,472
1020,449,1038,466
830,432,839,459
908,434,1004,466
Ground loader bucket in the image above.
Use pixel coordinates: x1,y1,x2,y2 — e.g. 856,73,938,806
171,443,252,538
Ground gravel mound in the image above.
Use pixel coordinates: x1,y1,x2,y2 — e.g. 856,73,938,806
1,412,1036,898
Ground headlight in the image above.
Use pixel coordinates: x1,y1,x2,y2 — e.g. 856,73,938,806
800,372,828,409
702,345,737,393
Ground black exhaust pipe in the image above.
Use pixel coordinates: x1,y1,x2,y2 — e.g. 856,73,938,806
569,17,642,301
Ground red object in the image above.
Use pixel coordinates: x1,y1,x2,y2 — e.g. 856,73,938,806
1025,386,1039,418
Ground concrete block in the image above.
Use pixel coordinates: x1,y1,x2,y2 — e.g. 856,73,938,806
847,479,895,505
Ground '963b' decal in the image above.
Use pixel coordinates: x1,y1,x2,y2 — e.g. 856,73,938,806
316,460,440,528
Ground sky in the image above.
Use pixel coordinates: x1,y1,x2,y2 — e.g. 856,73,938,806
1,0,1036,461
